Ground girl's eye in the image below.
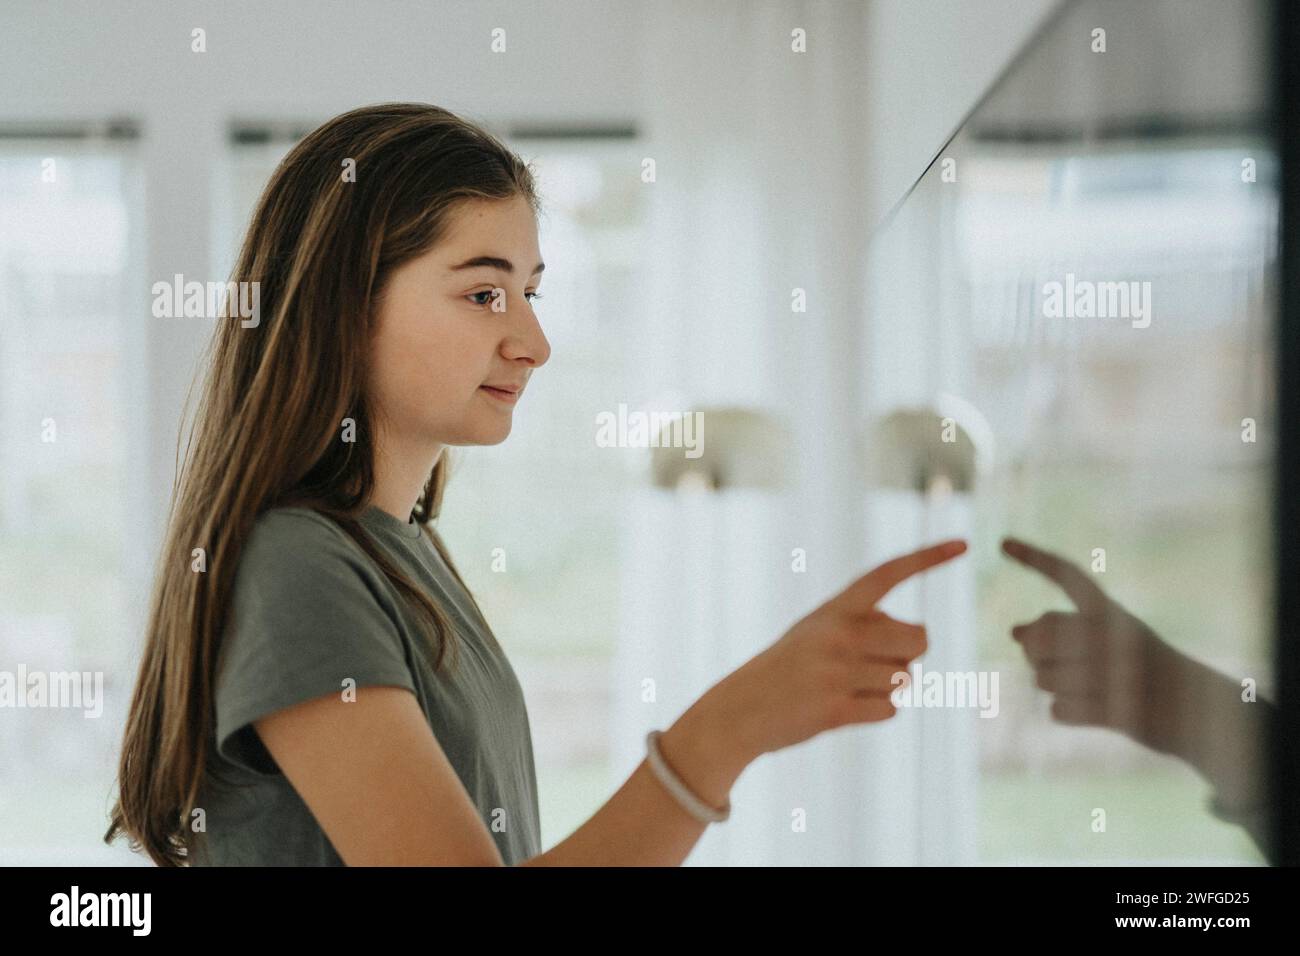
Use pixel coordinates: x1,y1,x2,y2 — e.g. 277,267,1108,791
467,289,543,307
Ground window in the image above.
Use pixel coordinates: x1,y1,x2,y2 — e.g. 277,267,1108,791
0,138,143,864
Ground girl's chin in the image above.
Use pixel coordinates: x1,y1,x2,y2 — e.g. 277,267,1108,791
466,419,513,445
412,420,510,448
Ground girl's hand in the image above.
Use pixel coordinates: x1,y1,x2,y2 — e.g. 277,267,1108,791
717,539,968,760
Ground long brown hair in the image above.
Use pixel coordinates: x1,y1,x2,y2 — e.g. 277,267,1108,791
105,102,541,866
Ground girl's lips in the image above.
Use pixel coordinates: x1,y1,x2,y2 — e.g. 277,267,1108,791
480,385,520,403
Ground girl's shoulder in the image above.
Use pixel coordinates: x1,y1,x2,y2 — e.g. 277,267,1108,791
247,504,365,541
252,503,344,533
235,505,374,581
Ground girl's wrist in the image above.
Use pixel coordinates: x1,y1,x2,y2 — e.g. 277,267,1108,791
658,691,756,811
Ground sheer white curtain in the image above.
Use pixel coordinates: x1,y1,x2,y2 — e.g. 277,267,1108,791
861,189,980,865
605,0,967,865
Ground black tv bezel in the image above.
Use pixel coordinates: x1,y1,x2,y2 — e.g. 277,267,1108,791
1271,0,1297,867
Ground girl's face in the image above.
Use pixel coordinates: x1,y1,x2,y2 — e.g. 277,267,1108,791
368,194,550,453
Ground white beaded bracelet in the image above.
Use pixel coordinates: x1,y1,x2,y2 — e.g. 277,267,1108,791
645,729,731,824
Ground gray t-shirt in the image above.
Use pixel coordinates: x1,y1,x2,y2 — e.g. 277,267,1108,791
189,504,542,866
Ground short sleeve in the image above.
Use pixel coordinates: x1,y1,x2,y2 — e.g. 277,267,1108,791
213,508,418,776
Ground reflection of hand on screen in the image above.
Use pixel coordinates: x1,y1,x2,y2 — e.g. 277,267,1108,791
1002,536,1274,859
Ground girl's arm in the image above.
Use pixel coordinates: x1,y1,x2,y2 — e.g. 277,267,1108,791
259,540,966,865
519,680,754,866
255,685,508,866
256,676,755,866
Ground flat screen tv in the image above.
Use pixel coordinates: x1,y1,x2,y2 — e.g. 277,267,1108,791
864,0,1293,864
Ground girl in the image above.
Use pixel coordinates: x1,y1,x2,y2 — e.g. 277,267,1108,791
104,102,967,866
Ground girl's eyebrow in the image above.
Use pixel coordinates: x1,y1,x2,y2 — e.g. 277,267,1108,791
447,255,545,276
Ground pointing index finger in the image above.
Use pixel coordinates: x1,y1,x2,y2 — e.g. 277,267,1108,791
1001,537,1107,616
839,539,968,612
